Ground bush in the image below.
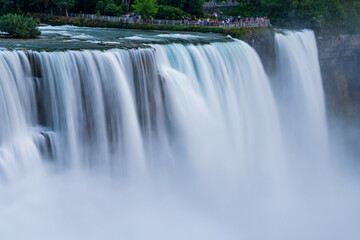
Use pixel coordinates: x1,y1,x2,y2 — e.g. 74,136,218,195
155,5,189,20
0,14,41,38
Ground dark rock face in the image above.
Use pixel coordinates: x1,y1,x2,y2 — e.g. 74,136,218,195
243,31,360,119
244,30,276,77
242,31,360,154
316,33,360,118
316,33,360,155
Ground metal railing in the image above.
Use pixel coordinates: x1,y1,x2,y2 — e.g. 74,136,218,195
63,13,271,28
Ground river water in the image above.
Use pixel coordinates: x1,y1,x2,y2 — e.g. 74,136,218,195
0,25,231,50
0,26,359,240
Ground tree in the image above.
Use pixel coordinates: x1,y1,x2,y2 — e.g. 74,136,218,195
119,0,133,11
74,0,98,13
158,0,186,9
35,0,50,12
0,0,15,14
184,0,204,17
104,0,122,15
96,0,123,16
156,5,189,20
132,0,158,22
53,0,77,16
96,0,106,14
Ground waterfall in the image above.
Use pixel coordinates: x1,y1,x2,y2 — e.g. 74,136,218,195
1,30,355,240
0,51,43,179
275,30,329,174
0,40,289,185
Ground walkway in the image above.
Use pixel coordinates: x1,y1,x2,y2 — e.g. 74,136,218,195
66,13,271,29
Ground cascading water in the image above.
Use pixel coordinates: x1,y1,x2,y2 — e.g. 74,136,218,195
274,30,330,178
0,29,359,240
275,30,328,156
0,41,286,184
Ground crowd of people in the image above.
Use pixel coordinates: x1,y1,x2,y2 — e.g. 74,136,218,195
124,12,269,27
180,15,269,27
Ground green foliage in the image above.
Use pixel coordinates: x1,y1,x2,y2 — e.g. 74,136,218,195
158,0,186,9
0,0,15,15
226,0,261,17
105,0,122,16
53,0,77,16
74,0,98,13
0,14,40,38
223,0,360,32
343,1,360,33
157,0,203,17
132,0,158,21
0,0,358,34
96,0,124,16
184,0,204,17
120,3,128,13
53,0,77,10
96,0,105,13
155,5,189,20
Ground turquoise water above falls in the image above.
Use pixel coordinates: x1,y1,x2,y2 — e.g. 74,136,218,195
0,25,231,50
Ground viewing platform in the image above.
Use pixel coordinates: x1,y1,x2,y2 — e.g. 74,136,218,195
66,13,271,29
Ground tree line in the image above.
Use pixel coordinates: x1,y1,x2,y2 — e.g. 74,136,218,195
0,0,205,17
0,0,359,33
226,0,360,32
